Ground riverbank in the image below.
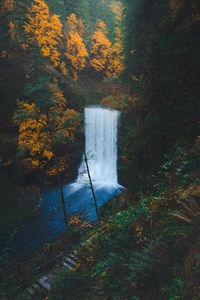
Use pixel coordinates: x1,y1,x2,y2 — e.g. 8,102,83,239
0,173,41,236
49,144,200,299
0,188,123,299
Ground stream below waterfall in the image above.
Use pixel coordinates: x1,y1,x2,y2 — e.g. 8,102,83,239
0,106,122,256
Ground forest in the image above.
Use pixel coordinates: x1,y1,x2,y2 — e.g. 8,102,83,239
0,0,200,299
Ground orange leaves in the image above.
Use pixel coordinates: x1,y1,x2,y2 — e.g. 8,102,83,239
24,0,62,67
8,21,16,39
109,1,123,20
128,95,140,105
105,1,124,77
15,102,47,161
64,14,88,81
90,19,124,77
59,61,68,78
14,84,80,172
50,82,67,110
66,13,84,36
98,19,108,32
65,32,88,81
106,43,124,77
67,13,78,31
23,2,123,79
90,20,111,73
62,109,80,142
43,149,54,160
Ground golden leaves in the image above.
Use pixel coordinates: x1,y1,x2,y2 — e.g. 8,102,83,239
109,1,123,19
64,14,88,81
14,85,80,173
59,61,68,78
90,20,111,72
24,0,63,67
8,21,16,39
90,19,124,77
128,95,140,105
50,82,67,110
66,13,84,35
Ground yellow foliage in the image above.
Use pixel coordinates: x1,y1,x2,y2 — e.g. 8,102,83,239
109,1,123,21
106,42,124,77
59,61,68,78
65,14,88,81
50,82,67,110
8,21,16,39
107,1,124,76
43,149,54,160
98,19,108,31
90,19,124,77
128,95,140,104
66,13,85,36
24,0,63,67
14,84,80,172
90,20,112,72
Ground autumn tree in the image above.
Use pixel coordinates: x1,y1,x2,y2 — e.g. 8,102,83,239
106,1,124,77
90,20,112,74
24,0,63,67
90,19,123,77
13,78,81,228
1,0,28,47
64,13,88,81
1,0,16,45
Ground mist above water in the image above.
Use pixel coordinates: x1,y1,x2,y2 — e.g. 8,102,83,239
70,106,121,192
3,106,122,255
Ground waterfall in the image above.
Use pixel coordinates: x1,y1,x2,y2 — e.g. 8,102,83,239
8,106,122,254
74,106,121,189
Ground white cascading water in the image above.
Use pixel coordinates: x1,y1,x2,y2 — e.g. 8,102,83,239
10,106,122,254
73,106,121,189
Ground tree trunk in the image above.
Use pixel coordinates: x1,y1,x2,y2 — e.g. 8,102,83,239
55,158,69,230
84,152,100,222
45,114,69,230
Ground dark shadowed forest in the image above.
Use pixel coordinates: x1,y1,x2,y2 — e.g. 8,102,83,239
0,0,200,299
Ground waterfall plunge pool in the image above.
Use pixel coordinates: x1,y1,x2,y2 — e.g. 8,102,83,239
1,106,122,255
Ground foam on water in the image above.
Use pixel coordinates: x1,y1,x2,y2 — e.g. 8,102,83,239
0,106,122,255
69,106,121,192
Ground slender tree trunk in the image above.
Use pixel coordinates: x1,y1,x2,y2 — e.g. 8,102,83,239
46,113,69,230
84,152,100,222
55,157,69,230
